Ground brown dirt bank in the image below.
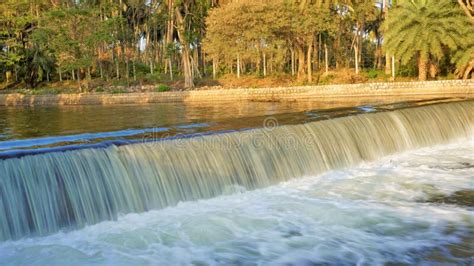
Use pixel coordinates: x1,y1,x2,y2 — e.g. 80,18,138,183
0,80,473,106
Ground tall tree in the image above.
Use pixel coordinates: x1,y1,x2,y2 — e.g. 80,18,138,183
382,0,471,80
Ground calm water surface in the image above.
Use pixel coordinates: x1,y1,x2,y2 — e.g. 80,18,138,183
0,97,468,152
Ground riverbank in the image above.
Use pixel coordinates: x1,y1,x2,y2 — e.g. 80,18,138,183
0,80,473,106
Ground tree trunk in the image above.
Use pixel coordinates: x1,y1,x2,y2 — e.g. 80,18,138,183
428,56,438,79
99,62,103,79
87,67,91,80
197,44,204,75
418,54,428,81
113,46,119,79
120,42,126,78
307,39,313,83
324,43,329,74
175,6,194,88
212,57,217,79
6,71,11,84
335,27,341,69
181,47,193,88
126,60,130,80
164,0,174,76
77,69,82,91
237,54,241,78
354,23,360,75
462,59,474,79
133,60,136,81
59,67,62,82
256,53,261,75
359,21,364,69
383,0,392,75
263,52,267,77
116,58,120,79
374,42,381,69
168,59,173,80
192,48,202,79
297,46,305,80
269,56,273,75
318,34,322,70
385,54,392,75
354,44,359,75
291,48,295,76
391,56,396,80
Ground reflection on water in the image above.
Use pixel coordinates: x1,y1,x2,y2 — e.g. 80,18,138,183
0,97,470,152
0,96,469,141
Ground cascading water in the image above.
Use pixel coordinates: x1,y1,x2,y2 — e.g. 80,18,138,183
0,101,472,241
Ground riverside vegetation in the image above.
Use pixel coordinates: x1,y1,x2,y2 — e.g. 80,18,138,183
0,0,473,93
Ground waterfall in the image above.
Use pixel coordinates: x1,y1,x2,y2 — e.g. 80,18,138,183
1,101,472,241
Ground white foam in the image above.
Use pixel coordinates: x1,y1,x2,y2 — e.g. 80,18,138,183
1,140,473,265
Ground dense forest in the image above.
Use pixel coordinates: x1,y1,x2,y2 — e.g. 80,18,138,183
0,0,473,90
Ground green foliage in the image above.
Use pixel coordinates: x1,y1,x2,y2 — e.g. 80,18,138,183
111,88,128,94
319,73,335,85
17,46,55,87
143,73,164,83
397,59,418,77
382,0,472,79
367,69,382,79
134,63,151,78
11,87,78,95
204,0,336,76
155,84,171,92
1,0,474,88
452,34,474,78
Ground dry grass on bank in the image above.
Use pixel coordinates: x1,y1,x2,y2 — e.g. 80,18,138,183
0,69,428,95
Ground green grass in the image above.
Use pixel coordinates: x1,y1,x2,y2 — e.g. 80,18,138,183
155,84,171,92
111,88,129,94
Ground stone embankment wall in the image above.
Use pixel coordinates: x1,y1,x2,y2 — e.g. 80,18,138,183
0,80,473,106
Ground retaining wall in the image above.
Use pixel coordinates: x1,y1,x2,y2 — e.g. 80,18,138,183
0,80,473,106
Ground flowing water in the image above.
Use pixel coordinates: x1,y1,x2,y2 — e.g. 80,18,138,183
0,99,473,264
0,138,472,265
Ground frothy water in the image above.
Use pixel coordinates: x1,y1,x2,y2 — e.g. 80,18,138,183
2,101,472,241
1,140,473,265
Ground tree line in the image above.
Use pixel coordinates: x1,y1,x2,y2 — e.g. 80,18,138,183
0,0,473,89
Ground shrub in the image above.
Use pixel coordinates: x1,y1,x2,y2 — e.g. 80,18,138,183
143,73,161,83
134,62,151,78
111,88,128,94
155,84,171,92
367,69,379,79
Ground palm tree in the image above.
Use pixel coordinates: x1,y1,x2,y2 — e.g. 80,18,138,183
382,0,470,80
18,46,55,88
454,0,474,79
453,40,474,79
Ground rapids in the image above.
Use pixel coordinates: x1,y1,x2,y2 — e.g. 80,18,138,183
1,101,473,241
0,140,472,265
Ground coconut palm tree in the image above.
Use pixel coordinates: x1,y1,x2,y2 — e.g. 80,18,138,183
382,0,471,80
